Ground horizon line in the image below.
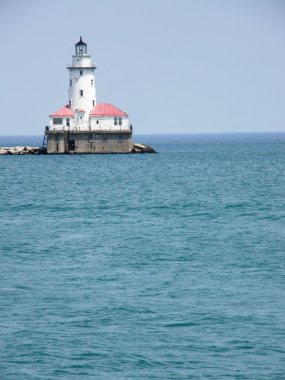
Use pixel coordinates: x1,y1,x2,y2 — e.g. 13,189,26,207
1,131,285,137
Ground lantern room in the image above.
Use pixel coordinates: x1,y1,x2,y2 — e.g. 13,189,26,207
75,36,87,55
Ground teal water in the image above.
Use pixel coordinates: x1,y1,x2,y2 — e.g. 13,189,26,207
0,134,285,379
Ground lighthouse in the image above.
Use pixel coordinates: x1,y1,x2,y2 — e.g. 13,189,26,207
46,37,133,154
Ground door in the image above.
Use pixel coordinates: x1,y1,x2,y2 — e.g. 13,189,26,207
69,140,75,151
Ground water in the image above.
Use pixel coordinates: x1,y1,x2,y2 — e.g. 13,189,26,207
0,133,285,379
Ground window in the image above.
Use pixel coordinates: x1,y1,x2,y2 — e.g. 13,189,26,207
66,118,70,127
70,79,72,86
80,90,83,97
91,79,93,86
92,100,95,106
80,70,82,75
69,100,72,107
80,116,83,121
76,45,87,55
96,120,99,124
53,118,63,125
114,117,122,126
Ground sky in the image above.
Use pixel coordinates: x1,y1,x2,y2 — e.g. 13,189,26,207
0,0,285,135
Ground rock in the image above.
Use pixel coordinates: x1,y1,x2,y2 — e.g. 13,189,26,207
0,148,9,155
132,143,157,154
14,146,25,152
0,146,43,155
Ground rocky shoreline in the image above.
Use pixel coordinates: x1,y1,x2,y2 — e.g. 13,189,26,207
0,143,156,155
0,146,46,155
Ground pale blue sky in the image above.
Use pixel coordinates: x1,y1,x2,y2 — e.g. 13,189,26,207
1,0,285,135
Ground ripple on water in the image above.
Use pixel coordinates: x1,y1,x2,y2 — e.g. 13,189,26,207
0,134,285,379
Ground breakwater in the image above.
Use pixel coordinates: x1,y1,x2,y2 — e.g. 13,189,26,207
0,146,46,155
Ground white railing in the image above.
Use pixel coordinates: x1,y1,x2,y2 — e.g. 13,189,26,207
51,126,72,131
66,64,96,68
90,126,130,131
75,125,130,132
51,125,131,132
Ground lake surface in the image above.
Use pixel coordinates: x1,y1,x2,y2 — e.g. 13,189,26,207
0,133,285,379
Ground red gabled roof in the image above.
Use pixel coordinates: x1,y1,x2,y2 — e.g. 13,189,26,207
50,105,74,117
89,103,128,117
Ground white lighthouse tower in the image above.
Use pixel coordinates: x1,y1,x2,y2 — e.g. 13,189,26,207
67,37,96,127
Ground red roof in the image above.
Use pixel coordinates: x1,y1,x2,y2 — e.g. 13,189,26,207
90,103,128,117
50,105,74,117
77,108,85,113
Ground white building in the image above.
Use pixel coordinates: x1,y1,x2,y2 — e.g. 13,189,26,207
49,37,132,133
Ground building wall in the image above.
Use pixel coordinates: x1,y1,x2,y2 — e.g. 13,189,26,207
47,133,66,153
49,116,131,132
47,131,132,154
90,116,130,131
49,116,74,129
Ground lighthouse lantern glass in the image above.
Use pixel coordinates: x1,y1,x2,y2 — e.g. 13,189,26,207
76,44,87,55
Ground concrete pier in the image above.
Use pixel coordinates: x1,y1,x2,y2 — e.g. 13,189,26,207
46,130,132,154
